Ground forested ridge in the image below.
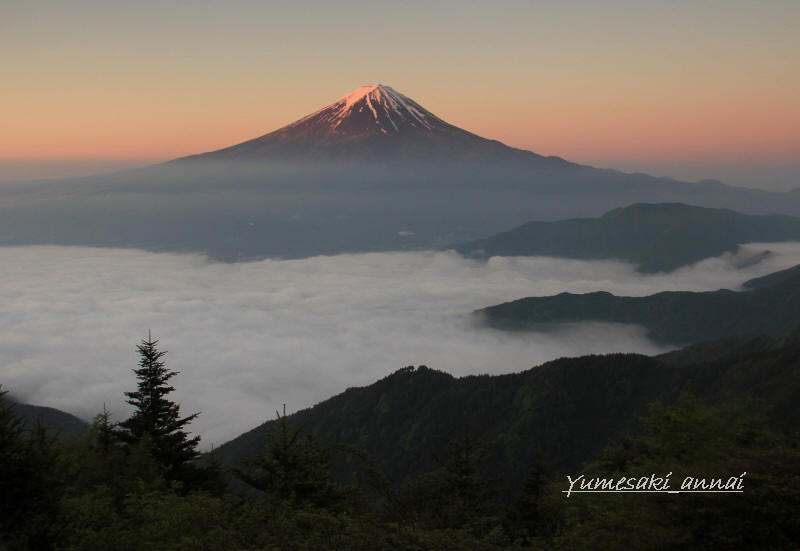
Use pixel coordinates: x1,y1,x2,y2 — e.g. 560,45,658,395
3,329,798,549
478,262,800,346
5,399,87,439
452,203,800,273
215,328,800,494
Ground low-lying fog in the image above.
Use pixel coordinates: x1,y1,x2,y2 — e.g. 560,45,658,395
3,242,800,446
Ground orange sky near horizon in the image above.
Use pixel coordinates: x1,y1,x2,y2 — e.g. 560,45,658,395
2,1,798,172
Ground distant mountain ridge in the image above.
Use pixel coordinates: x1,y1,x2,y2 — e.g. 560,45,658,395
6,396,87,438
477,262,800,346
741,262,800,290
452,203,800,273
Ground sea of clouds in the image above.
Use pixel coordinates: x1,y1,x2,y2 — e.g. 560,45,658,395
3,243,800,447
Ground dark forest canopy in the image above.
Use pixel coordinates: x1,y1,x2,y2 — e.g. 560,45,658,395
214,327,800,496
2,328,799,549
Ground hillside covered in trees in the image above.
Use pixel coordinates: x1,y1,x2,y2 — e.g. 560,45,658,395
5,397,87,439
2,329,799,549
477,263,800,346
215,328,800,494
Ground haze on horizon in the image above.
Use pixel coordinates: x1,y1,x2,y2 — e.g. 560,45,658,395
2,1,798,190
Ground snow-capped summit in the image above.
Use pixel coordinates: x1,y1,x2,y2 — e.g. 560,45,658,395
288,84,446,135
181,84,562,163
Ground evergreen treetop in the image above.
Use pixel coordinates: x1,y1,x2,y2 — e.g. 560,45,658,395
235,405,344,510
116,332,200,475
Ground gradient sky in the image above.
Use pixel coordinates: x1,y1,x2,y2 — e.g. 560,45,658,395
2,1,798,189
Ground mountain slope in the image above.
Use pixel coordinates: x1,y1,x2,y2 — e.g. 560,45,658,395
7,397,88,438
177,84,569,164
742,262,800,290
451,203,800,273
214,329,800,496
477,263,800,346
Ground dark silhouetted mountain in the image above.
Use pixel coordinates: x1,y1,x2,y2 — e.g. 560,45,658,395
214,329,800,496
452,203,800,272
477,263,800,346
742,262,800,290
7,396,88,438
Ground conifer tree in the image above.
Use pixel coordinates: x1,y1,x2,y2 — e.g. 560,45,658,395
116,332,200,478
0,386,61,548
235,405,343,510
93,404,116,455
505,456,549,544
431,427,494,528
0,385,29,535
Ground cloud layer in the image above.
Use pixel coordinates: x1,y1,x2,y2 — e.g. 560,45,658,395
3,243,800,446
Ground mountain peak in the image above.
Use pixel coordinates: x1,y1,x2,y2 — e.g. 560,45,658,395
335,84,413,109
180,84,558,163
338,84,384,108
288,83,442,135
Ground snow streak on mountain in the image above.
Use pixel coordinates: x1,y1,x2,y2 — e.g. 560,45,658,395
291,84,451,137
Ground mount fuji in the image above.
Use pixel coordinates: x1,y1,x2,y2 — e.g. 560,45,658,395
3,84,800,260
177,84,567,164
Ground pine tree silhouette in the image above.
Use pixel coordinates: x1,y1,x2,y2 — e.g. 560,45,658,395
116,332,200,477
